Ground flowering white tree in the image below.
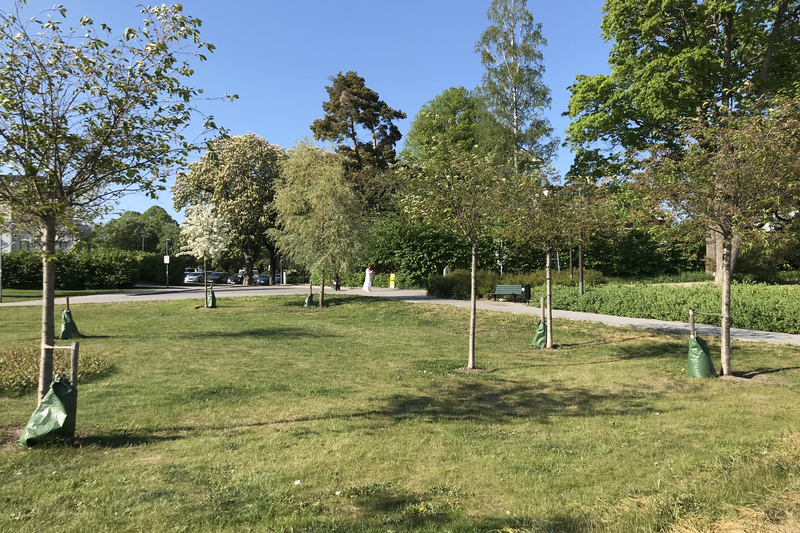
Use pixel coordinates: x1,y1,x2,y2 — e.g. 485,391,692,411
179,204,231,307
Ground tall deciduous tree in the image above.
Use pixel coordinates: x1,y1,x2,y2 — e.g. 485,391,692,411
178,204,230,307
0,2,232,403
645,91,800,375
96,206,179,253
173,134,284,285
310,71,406,210
476,0,557,172
566,0,800,279
402,136,504,370
274,142,366,307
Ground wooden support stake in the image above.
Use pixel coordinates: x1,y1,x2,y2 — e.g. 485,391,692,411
540,297,545,323
689,309,695,338
66,296,70,311
70,341,79,386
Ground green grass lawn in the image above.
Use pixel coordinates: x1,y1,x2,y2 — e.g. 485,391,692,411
1,295,799,532
0,288,150,304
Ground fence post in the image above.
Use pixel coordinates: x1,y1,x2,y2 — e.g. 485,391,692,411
70,342,79,386
688,309,695,338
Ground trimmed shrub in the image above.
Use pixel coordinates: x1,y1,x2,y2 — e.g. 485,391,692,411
541,282,800,334
426,269,606,300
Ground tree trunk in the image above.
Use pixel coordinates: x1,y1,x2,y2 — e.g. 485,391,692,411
705,230,717,275
267,246,278,285
38,215,57,404
578,231,584,296
203,257,208,308
242,252,254,286
720,236,733,375
569,240,574,279
545,251,554,349
320,271,325,307
467,241,477,369
712,230,740,284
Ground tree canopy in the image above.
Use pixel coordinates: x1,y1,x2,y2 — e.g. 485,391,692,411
476,0,557,171
173,133,284,284
0,1,232,402
96,206,179,253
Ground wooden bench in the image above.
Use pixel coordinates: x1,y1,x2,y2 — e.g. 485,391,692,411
489,284,524,302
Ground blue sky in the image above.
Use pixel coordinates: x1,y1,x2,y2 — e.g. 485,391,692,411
24,0,612,223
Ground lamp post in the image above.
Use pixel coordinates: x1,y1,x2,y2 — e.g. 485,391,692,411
165,238,171,288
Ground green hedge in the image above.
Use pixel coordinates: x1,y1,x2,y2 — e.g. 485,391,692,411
540,283,800,334
426,269,606,300
310,270,417,289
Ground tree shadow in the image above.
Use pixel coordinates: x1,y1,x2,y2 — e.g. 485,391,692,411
734,366,800,379
76,433,184,448
170,326,339,341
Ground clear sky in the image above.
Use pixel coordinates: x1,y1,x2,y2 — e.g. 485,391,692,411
22,0,612,223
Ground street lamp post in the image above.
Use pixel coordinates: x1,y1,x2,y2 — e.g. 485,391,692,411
165,238,171,288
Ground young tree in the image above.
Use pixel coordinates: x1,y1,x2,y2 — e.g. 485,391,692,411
507,173,573,348
401,138,504,370
645,92,800,375
274,142,366,307
178,204,231,307
173,134,285,285
476,0,558,171
0,2,232,402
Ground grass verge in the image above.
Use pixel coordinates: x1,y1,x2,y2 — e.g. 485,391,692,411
1,294,799,532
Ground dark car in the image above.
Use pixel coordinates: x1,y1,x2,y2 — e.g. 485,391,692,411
227,272,243,285
184,271,204,284
206,272,230,284
255,274,272,285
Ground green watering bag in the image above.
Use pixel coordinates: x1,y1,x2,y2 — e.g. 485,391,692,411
303,293,314,308
60,309,79,339
531,321,547,349
206,288,217,308
687,336,717,378
20,376,77,448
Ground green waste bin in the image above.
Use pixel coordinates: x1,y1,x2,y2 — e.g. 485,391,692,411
687,336,717,378
19,375,77,448
60,308,79,339
531,320,547,349
303,293,314,307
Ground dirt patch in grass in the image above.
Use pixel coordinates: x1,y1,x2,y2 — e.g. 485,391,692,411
0,425,23,447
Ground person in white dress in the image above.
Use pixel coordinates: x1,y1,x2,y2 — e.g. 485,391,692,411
362,265,374,292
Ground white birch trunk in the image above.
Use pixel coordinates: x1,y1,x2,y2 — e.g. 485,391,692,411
468,241,477,369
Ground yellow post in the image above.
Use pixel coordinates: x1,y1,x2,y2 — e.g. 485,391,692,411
389,273,396,289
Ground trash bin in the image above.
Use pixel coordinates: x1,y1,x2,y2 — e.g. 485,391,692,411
19,375,77,448
520,283,531,302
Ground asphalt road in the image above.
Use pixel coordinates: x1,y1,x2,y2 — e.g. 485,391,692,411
2,283,799,346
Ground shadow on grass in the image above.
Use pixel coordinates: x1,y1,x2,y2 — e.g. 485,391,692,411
170,326,341,341
734,366,800,378
77,433,184,448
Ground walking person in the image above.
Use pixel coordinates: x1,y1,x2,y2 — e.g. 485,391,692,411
362,265,374,292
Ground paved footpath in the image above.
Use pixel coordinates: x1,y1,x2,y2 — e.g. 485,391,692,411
2,285,799,346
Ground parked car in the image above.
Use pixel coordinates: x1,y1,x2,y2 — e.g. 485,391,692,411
255,273,272,285
227,272,243,285
206,272,230,284
184,271,204,284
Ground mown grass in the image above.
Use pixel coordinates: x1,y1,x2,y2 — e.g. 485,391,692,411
1,294,799,532
0,288,149,304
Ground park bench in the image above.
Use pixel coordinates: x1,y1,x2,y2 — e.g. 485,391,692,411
489,284,525,302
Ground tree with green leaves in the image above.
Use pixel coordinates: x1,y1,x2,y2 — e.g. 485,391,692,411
173,134,284,285
507,173,574,348
0,1,232,403
401,136,504,370
475,0,557,172
644,90,800,375
565,0,800,279
178,204,231,307
274,142,366,307
402,87,486,164
310,71,406,209
96,206,179,253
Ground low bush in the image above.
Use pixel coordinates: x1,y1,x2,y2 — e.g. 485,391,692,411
542,282,800,333
0,346,112,394
2,249,141,289
427,269,606,300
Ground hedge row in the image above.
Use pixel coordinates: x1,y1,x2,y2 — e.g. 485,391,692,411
427,269,607,300
1,250,198,289
538,283,800,334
